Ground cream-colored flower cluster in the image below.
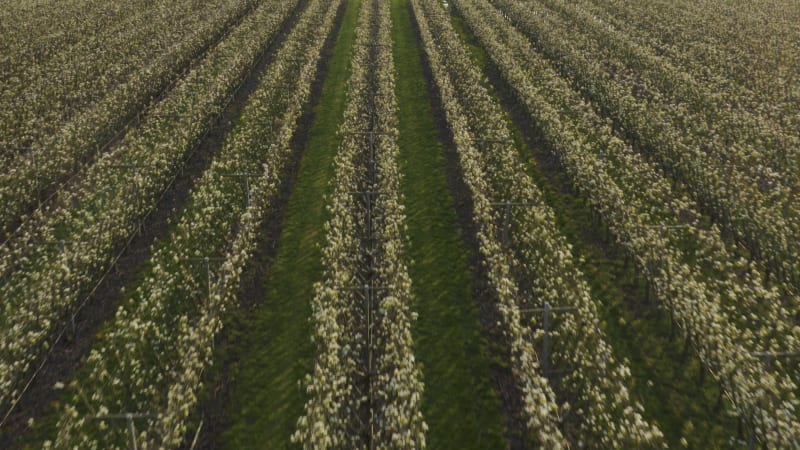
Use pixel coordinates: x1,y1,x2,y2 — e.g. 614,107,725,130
412,0,667,447
0,0,298,415
0,0,262,233
293,1,427,448
49,0,341,447
458,0,800,445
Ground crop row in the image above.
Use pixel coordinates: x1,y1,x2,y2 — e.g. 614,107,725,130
1,0,136,80
529,0,800,147
293,0,426,448
1,0,160,104
0,0,297,418
48,0,341,447
0,0,255,158
480,0,800,386
0,0,262,236
490,0,800,292
412,0,666,447
581,0,800,122
455,0,800,444
516,0,799,195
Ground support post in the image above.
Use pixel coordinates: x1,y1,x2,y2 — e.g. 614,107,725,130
92,412,155,450
489,201,537,245
183,256,225,299
520,302,576,373
336,284,392,450
219,172,260,207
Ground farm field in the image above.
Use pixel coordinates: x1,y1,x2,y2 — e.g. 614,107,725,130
0,0,798,448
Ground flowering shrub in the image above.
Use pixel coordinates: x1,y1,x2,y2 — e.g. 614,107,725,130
293,1,427,448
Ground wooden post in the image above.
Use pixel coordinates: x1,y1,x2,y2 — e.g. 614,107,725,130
336,284,392,450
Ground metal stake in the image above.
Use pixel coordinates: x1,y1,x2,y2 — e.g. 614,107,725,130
520,302,577,373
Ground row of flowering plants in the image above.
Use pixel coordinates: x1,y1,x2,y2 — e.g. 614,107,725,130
293,0,427,448
46,0,341,447
485,0,800,351
1,0,167,119
490,0,800,293
412,0,665,447
571,0,800,129
456,0,800,445
0,0,141,81
470,0,800,373
509,0,799,187
0,0,297,420
0,0,262,235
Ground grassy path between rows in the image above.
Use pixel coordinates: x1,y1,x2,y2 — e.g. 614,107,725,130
391,1,507,448
447,9,735,449
219,1,359,447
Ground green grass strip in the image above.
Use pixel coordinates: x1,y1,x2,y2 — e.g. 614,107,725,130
391,1,507,448
220,1,360,447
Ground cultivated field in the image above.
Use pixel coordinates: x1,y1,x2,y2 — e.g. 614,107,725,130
0,0,798,448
